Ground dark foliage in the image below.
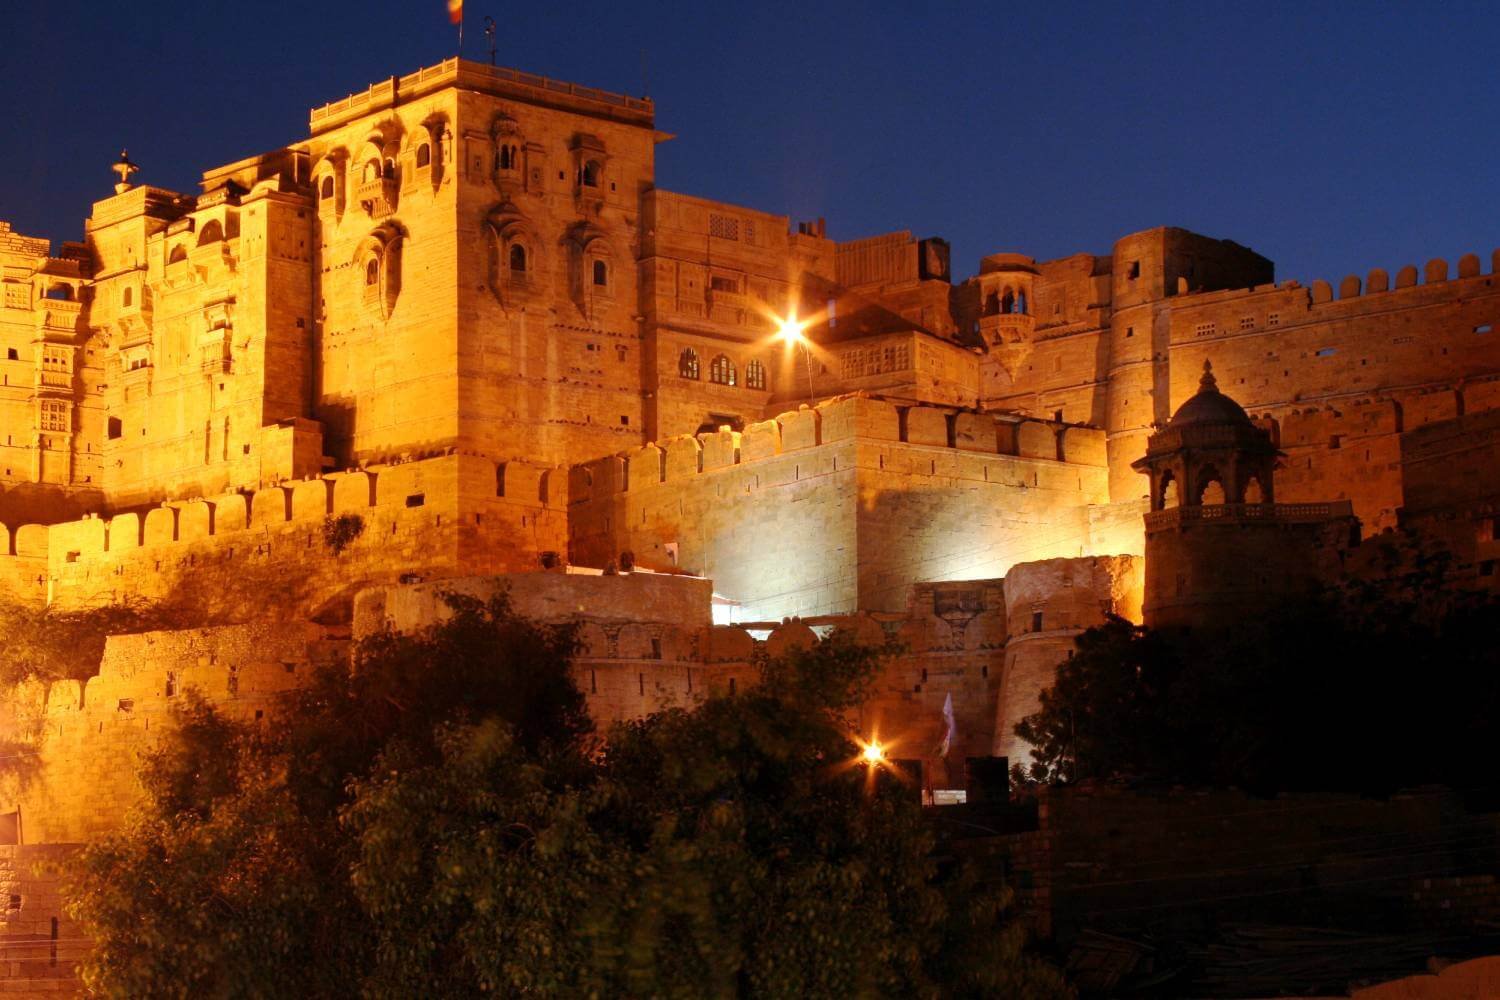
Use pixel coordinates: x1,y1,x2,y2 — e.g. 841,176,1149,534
69,594,1067,998
321,513,365,555
1015,535,1500,797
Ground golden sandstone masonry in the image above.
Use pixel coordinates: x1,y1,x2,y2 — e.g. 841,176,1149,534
0,57,1498,984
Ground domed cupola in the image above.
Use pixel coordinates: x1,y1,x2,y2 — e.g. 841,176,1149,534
1133,361,1280,510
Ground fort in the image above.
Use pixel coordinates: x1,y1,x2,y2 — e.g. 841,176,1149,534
0,55,1498,986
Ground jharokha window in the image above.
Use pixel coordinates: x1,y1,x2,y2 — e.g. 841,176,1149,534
710,354,737,386
509,244,527,274
745,359,766,390
679,348,700,380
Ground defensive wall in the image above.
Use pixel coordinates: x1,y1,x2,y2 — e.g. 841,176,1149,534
1160,249,1500,531
1397,407,1500,586
568,393,1126,620
0,559,1139,851
0,452,568,618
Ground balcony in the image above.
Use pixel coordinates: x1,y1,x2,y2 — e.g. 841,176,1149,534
1144,500,1354,531
979,312,1034,345
355,176,399,217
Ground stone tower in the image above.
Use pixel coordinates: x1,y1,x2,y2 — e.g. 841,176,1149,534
1133,361,1357,628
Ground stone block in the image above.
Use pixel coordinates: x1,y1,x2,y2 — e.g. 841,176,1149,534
626,446,664,491
174,501,213,540
210,493,248,533
1061,427,1106,466
142,507,177,547
250,487,291,527
741,420,781,462
777,407,819,451
663,435,701,479
14,525,47,560
699,428,739,470
1017,421,1057,460
954,413,998,453
291,479,332,521
107,513,141,551
331,471,375,512
905,406,949,447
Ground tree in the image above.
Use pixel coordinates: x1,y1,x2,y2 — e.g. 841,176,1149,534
70,598,1068,997
1013,537,1500,796
67,591,589,998
345,632,1070,998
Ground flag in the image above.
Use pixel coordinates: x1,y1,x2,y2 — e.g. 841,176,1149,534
447,0,463,24
937,692,957,758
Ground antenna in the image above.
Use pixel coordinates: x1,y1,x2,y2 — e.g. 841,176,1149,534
484,16,497,66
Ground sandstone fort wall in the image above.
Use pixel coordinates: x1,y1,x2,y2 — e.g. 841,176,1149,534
0,453,568,616
568,394,1118,619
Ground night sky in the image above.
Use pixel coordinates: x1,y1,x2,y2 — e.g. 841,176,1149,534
3,1,1497,283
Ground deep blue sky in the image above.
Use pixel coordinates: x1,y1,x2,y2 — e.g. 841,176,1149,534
3,2,1497,283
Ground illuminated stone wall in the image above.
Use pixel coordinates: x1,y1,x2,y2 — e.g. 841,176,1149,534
568,395,1118,619
0,452,567,616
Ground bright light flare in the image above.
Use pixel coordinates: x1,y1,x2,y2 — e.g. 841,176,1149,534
860,739,886,765
777,313,807,345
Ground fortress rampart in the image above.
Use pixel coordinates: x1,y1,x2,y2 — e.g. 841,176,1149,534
568,394,1119,619
0,452,568,617
1159,250,1500,529
0,559,1139,848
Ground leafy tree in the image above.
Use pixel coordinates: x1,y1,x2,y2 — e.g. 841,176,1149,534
69,597,1068,998
347,631,1070,998
0,599,181,686
1014,534,1500,796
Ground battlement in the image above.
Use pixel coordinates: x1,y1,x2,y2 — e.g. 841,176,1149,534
570,394,1106,503
307,58,654,135
1174,246,1500,314
0,453,568,614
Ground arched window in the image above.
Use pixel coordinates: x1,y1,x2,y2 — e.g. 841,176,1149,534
362,159,381,182
709,354,736,386
1016,291,1028,315
1159,472,1179,510
678,348,700,380
592,260,608,287
168,245,188,264
509,244,527,273
499,144,518,171
984,291,999,316
1001,288,1015,314
365,259,380,286
122,287,133,308
745,359,766,390
581,160,601,188
320,176,334,200
1242,475,1265,504
416,143,431,168
197,220,224,246
1198,466,1226,505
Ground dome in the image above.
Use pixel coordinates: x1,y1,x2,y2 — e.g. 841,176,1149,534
1167,361,1252,429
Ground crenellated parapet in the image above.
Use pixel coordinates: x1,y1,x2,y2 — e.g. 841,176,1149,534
570,393,1107,505
0,453,569,614
569,394,1117,620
